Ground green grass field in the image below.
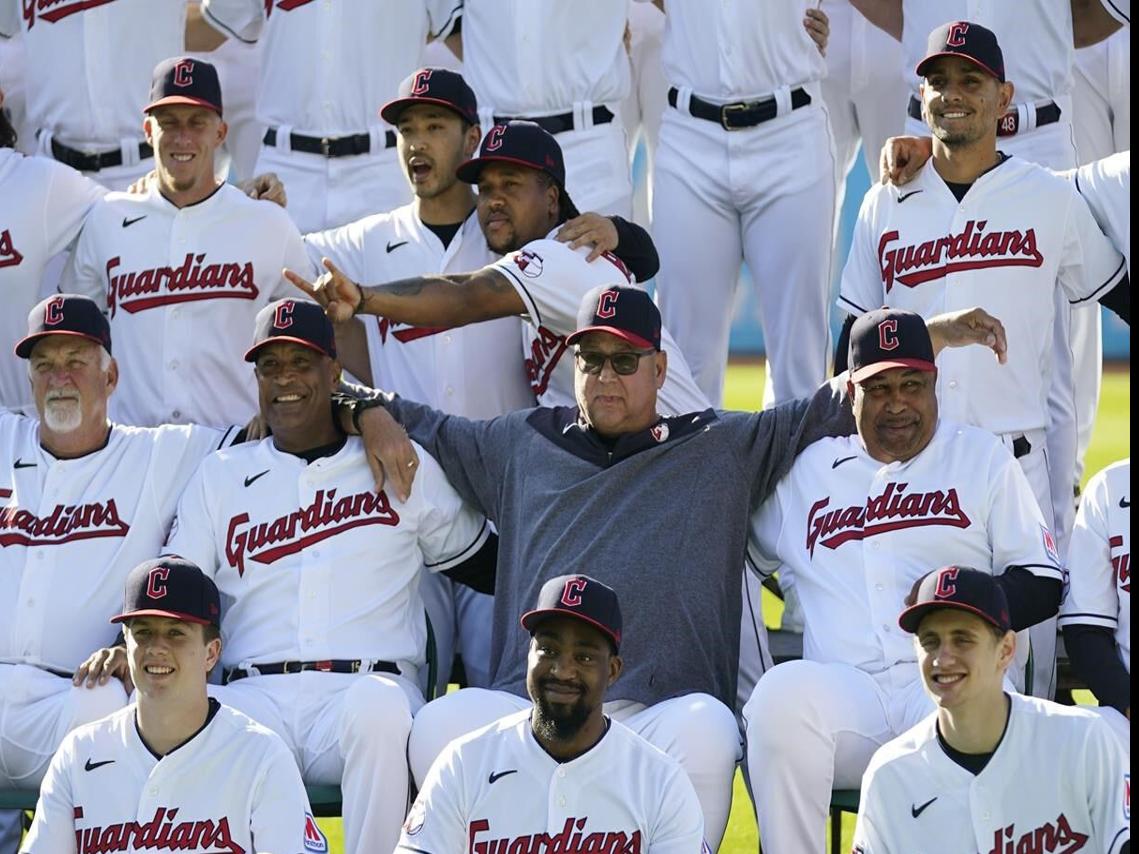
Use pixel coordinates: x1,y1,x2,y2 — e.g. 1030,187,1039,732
318,362,1131,853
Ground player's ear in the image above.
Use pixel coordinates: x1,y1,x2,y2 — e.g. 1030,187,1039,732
607,653,623,686
204,636,222,673
996,629,1016,670
105,355,119,395
143,115,156,144
463,123,482,158
216,119,229,147
654,351,667,389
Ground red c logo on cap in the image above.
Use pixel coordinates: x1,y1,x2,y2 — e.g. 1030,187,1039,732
410,69,432,96
934,567,960,599
44,296,66,327
877,319,899,351
484,125,507,152
597,290,618,319
173,59,195,88
946,22,969,47
146,567,171,600
560,578,587,607
273,301,295,330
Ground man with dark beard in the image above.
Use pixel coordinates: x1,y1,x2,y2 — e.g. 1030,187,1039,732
397,574,708,853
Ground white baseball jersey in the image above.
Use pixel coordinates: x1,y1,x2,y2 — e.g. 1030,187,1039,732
22,700,325,854
305,206,534,418
749,420,1062,671
1059,459,1131,672
838,158,1126,435
0,0,184,150
901,1,1074,107
853,695,1131,854
0,412,235,672
656,0,826,99
165,436,488,670
459,1,629,116
1073,150,1131,274
0,148,105,411
61,183,312,428
399,709,708,854
199,0,458,137
490,234,710,413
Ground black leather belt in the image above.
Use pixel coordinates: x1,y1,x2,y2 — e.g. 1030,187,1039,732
263,127,396,157
50,138,153,172
669,86,811,130
1012,436,1032,459
493,106,614,136
223,658,399,683
907,95,1061,138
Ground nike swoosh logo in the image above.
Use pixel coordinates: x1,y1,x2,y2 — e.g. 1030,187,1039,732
911,796,937,818
243,470,270,487
14,458,36,469
488,770,518,784
121,215,147,228
386,240,408,253
1121,497,1130,508
898,190,923,204
832,455,857,469
84,759,115,772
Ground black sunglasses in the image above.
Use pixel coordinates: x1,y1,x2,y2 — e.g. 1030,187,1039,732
574,348,655,376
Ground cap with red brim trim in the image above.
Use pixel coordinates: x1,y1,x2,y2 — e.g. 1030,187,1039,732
15,295,111,359
898,565,1012,634
520,574,623,653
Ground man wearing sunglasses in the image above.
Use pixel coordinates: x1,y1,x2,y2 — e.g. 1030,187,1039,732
337,284,1006,848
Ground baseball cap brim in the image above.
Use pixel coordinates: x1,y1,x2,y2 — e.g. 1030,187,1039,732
850,358,936,384
144,95,222,116
243,337,334,362
565,325,656,350
520,608,621,651
111,608,212,626
380,96,471,126
15,330,106,360
898,600,1007,634
916,52,1003,81
457,154,551,184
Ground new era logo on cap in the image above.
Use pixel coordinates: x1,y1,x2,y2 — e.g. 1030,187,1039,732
848,307,935,383
566,285,662,351
112,557,221,627
898,565,1012,633
380,67,479,126
15,294,112,359
145,56,223,116
916,20,1005,82
520,574,623,652
245,299,336,362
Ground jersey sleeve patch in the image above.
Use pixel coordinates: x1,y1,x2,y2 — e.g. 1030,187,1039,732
402,797,426,836
304,813,328,852
1041,524,1060,563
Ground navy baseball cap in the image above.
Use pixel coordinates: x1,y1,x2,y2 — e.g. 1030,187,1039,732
457,120,569,188
521,575,623,653
848,307,935,383
567,285,662,351
245,299,336,362
380,67,479,126
112,557,221,627
145,56,223,116
917,21,1005,82
898,566,1012,634
15,294,112,359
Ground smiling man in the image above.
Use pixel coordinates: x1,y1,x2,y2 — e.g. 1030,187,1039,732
61,56,313,428
399,575,707,853
742,307,1064,853
163,298,496,854
22,557,320,854
852,567,1130,854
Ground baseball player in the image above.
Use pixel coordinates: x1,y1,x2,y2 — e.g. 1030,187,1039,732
743,307,1063,853
853,566,1131,854
838,22,1127,696
0,111,105,412
287,119,710,415
456,0,635,218
195,0,460,232
650,0,837,409
22,557,323,854
1058,458,1131,750
1,296,243,816
164,298,495,854
60,56,312,428
398,574,708,854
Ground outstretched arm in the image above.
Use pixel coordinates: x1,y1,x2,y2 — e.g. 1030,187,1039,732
285,257,526,328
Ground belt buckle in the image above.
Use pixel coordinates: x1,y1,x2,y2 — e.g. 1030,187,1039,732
720,102,749,131
320,137,332,156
